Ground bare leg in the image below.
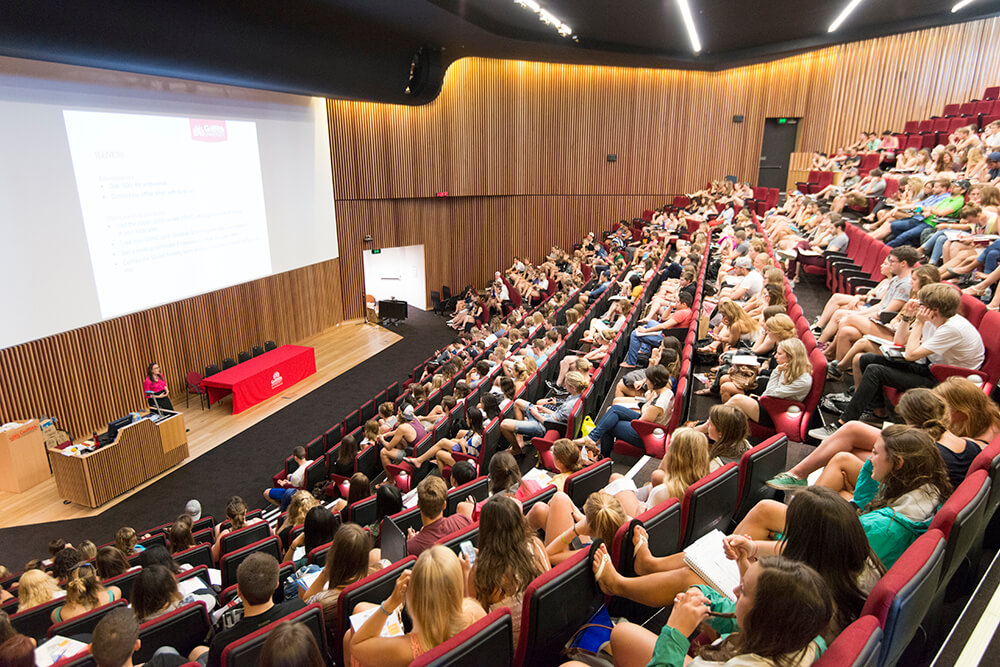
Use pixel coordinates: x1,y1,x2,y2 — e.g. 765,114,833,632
787,421,879,478
591,543,703,607
608,623,658,667
732,499,788,540
342,602,377,666
814,451,865,499
535,491,577,544
726,394,760,423
631,525,688,575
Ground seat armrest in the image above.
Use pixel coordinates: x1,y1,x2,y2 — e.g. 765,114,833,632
929,364,988,384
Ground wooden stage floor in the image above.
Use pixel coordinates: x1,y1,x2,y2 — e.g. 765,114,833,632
0,320,401,530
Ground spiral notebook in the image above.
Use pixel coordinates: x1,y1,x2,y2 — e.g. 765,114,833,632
682,529,741,603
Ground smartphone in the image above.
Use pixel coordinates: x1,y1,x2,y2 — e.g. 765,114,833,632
460,540,476,565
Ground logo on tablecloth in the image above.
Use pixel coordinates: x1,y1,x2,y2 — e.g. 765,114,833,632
271,372,283,389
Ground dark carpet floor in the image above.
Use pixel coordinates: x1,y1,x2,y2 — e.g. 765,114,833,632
0,307,456,570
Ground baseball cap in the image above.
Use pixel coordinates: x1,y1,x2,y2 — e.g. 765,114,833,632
954,179,971,190
988,152,1000,162
184,499,202,521
735,257,752,269
400,404,415,421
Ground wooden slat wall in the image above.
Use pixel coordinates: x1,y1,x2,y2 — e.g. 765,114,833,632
0,259,344,439
328,17,1000,320
334,195,664,319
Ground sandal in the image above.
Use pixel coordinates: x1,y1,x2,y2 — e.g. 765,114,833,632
695,388,716,396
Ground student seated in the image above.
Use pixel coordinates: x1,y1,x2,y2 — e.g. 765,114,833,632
190,553,305,667
406,476,474,557
345,546,486,667
263,446,312,511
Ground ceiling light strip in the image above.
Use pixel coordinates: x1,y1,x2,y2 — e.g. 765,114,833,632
952,0,976,12
513,0,574,39
828,0,867,33
675,0,702,53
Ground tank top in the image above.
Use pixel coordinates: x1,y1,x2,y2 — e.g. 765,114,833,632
937,439,981,490
409,419,428,443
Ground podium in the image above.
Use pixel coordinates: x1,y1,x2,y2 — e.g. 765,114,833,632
48,411,188,508
0,420,50,493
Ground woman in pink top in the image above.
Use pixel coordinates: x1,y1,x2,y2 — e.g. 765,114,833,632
143,362,173,411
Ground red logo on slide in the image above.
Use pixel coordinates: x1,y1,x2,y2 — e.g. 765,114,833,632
190,119,227,142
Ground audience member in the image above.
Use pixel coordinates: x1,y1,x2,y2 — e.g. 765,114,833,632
406,477,473,557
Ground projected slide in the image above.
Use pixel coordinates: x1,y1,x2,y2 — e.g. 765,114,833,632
63,110,271,318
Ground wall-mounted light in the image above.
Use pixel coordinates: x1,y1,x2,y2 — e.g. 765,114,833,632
952,0,976,12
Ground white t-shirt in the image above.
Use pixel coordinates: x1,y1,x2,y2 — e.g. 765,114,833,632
646,387,675,425
288,459,312,487
739,270,763,298
921,315,985,369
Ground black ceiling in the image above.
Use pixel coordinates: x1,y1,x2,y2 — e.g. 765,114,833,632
1,0,998,104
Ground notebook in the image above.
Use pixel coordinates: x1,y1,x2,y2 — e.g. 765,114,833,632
381,516,407,562
682,529,741,603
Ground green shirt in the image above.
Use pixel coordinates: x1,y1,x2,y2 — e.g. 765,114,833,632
928,195,965,226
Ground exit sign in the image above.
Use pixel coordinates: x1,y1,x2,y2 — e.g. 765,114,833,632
777,118,788,124
372,249,381,254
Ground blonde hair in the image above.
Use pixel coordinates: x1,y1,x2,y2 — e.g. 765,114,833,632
65,564,104,609
662,428,711,500
523,355,538,374
778,338,811,384
226,496,248,531
287,490,319,526
719,300,760,334
764,314,796,341
408,546,467,651
564,371,589,394
933,377,1000,439
363,419,380,442
17,570,61,612
583,492,627,547
764,267,785,285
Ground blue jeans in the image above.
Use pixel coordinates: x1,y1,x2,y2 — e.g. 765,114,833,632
979,240,1000,273
889,221,930,248
889,216,923,237
921,230,950,265
586,405,642,457
626,329,663,365
589,281,611,299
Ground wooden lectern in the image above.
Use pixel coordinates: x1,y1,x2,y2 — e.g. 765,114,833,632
0,420,50,493
48,411,188,508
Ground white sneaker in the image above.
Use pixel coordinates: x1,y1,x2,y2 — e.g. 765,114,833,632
776,248,797,260
808,423,840,441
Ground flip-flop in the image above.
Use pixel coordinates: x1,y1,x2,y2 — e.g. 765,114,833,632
594,552,610,582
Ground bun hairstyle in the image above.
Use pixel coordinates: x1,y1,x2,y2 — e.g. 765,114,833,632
66,563,104,608
583,492,627,548
896,388,949,441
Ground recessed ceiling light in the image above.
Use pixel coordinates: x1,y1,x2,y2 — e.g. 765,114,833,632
952,0,976,12
513,0,575,39
676,0,702,54
828,0,866,33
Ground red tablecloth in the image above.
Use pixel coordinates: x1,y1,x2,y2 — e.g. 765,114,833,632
202,345,316,413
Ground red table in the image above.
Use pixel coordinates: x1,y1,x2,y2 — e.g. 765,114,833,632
202,345,316,413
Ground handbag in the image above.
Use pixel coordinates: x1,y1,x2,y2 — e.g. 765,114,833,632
561,605,614,665
581,415,597,437
729,364,759,392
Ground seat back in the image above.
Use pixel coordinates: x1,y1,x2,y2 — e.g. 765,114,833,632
977,310,1000,389
10,598,65,641
355,443,380,481
520,485,556,516
970,435,1000,519
51,651,96,667
860,529,946,667
48,600,129,639
514,544,604,667
928,470,990,587
437,522,480,554
134,601,211,663
346,494,379,527
814,616,882,667
564,458,613,507
680,463,740,548
335,557,417,664
219,536,282,588
173,543,214,570
221,603,326,667
410,608,513,667
219,521,271,559
324,424,343,449
264,340,278,352
960,294,988,328
343,409,361,433
446,476,489,515
733,435,788,523
388,506,424,536
102,568,143,601
304,435,325,460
